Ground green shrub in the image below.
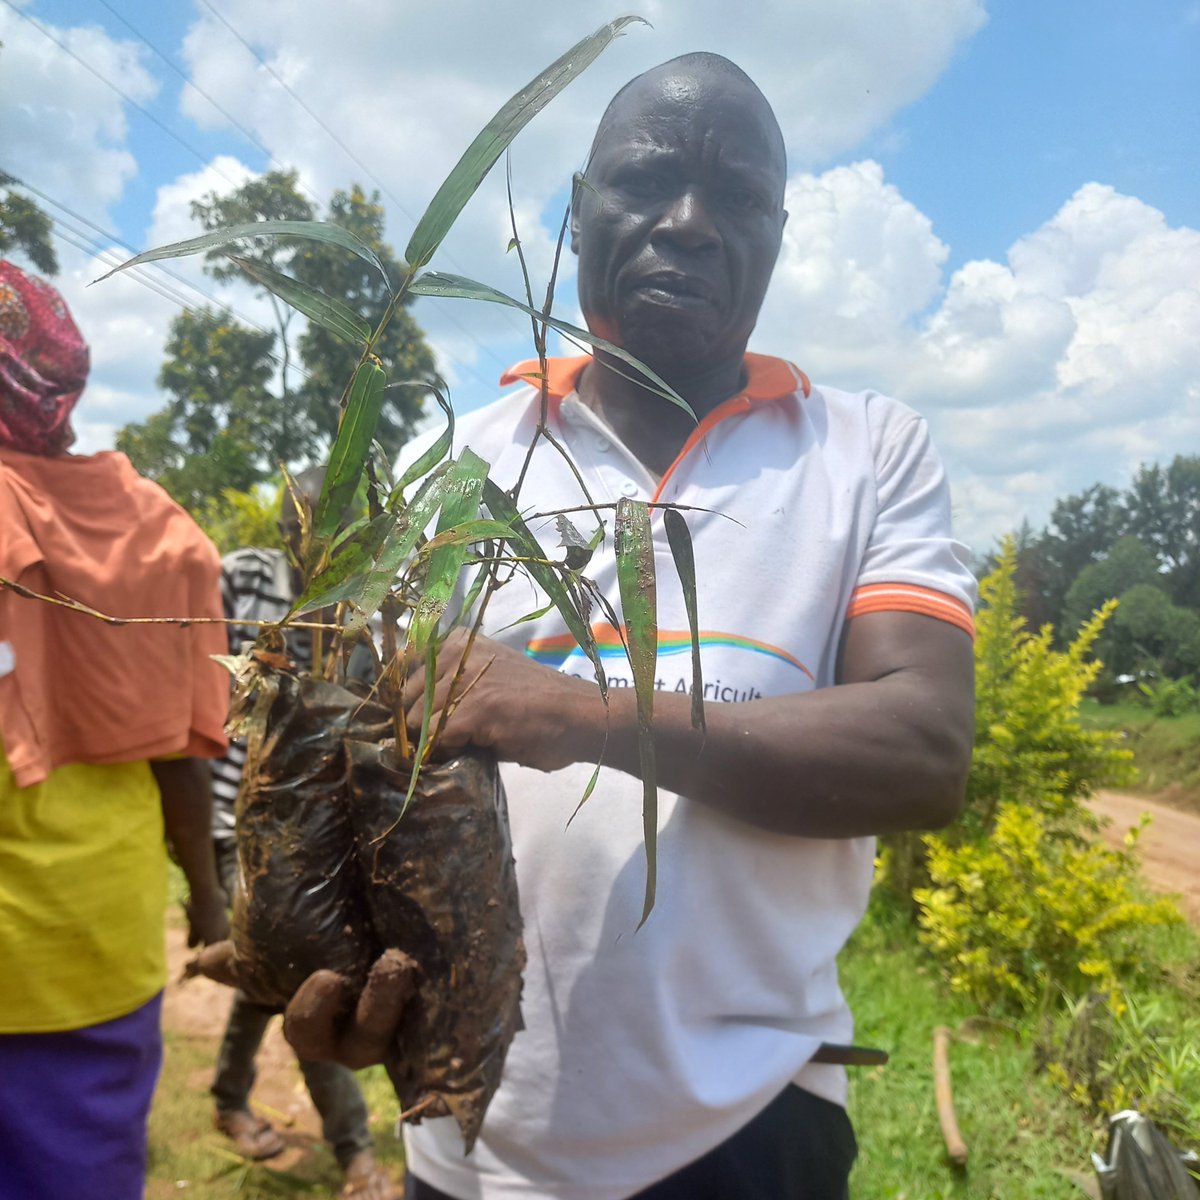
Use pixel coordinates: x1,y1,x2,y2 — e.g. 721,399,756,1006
915,802,1182,1014
1137,673,1199,718
1047,991,1200,1145
969,539,1135,839
194,483,284,555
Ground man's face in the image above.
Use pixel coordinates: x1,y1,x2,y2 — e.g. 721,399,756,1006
572,67,787,381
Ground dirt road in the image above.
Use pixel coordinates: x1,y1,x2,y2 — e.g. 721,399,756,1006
1089,790,1200,925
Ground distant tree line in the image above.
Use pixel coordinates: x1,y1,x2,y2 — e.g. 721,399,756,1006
998,456,1200,692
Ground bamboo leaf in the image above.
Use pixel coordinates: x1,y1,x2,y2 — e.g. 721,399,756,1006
343,471,453,633
226,255,371,345
290,510,395,615
663,508,705,731
405,17,645,270
410,271,693,417
420,518,515,554
407,450,489,652
93,219,388,283
615,497,659,927
482,479,606,698
393,382,454,496
315,359,386,539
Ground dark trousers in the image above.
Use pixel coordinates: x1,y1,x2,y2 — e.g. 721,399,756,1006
405,1084,857,1200
211,839,373,1168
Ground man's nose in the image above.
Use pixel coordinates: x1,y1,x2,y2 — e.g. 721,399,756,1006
653,189,721,250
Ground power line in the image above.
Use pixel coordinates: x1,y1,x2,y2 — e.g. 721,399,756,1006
90,0,324,209
0,0,247,195
10,174,279,338
7,0,522,393
193,0,529,362
44,217,306,387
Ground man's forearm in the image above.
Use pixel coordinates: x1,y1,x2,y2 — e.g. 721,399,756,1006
559,671,971,837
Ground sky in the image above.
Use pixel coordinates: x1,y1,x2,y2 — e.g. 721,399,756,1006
1,0,1197,557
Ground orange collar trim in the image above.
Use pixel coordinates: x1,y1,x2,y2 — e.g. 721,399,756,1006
499,353,811,403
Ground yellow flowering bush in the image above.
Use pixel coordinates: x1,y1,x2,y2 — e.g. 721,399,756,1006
915,802,1181,1013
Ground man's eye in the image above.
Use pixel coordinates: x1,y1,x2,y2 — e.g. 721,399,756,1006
621,174,668,198
724,188,765,213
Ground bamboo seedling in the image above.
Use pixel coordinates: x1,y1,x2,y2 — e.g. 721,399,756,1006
91,15,712,1146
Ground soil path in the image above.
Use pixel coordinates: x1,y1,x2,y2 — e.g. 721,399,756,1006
1088,790,1200,926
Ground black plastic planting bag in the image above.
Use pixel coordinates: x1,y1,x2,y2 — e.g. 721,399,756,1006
229,664,525,1150
232,670,377,1007
1092,1111,1200,1200
347,740,526,1150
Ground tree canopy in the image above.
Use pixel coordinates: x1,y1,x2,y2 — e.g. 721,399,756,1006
0,173,57,276
118,170,439,512
998,454,1200,691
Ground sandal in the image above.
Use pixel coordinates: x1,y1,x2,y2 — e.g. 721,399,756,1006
341,1151,398,1199
214,1107,286,1160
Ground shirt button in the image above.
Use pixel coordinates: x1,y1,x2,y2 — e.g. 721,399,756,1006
594,436,610,452
620,481,638,497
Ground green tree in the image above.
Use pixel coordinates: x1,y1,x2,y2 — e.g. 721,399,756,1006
194,483,285,556
1061,534,1163,636
190,171,437,452
188,169,314,402
1035,483,1127,635
292,186,437,449
1109,583,1200,680
117,307,291,511
1124,455,1200,609
0,173,57,276
119,172,439,514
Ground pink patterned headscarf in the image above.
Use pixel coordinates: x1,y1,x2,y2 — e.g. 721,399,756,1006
0,261,90,455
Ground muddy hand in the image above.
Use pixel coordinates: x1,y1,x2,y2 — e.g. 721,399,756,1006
183,939,241,987
284,949,418,1069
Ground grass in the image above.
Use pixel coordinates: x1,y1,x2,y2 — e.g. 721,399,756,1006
843,896,1098,1199
146,905,405,1198
1079,699,1200,811
151,870,1199,1198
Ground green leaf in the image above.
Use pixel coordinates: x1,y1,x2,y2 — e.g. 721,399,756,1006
226,255,371,345
409,271,693,418
615,497,659,927
393,382,454,496
340,471,453,635
290,510,395,615
405,17,645,270
482,479,606,698
93,219,388,284
420,518,515,555
663,508,705,731
407,450,489,652
315,359,387,539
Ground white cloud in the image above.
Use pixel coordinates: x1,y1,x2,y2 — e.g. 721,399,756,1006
0,5,157,220
757,161,949,382
755,163,1200,555
11,0,1199,567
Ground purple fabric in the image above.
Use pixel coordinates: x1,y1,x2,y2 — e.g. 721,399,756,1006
0,992,163,1200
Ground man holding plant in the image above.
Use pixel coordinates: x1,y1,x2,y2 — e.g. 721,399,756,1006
287,53,977,1199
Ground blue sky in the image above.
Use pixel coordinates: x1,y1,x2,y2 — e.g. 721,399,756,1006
1,0,1197,553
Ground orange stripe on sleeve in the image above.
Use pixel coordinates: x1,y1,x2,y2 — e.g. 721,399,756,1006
847,583,975,639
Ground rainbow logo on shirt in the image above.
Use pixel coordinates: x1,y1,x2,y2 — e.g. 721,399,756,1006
525,622,813,679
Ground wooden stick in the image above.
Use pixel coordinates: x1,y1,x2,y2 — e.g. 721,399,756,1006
933,1025,969,1166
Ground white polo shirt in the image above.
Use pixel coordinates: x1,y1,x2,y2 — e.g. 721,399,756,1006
399,354,976,1200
